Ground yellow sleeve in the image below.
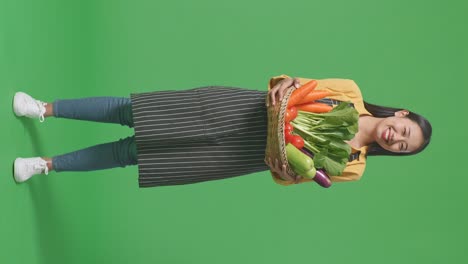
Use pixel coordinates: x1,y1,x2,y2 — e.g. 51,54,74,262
270,170,316,186
269,76,359,96
329,160,366,182
317,78,372,116
269,76,357,99
294,160,367,184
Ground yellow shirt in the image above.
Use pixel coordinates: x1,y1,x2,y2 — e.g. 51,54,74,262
267,74,373,186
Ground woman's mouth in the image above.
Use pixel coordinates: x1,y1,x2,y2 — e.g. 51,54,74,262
381,128,391,143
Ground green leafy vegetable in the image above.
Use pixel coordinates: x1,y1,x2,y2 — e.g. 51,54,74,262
290,101,359,176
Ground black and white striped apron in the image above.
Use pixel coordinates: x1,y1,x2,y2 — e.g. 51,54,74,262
130,86,270,188
129,86,360,188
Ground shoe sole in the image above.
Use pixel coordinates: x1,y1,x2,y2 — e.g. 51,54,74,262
14,158,23,183
13,92,25,117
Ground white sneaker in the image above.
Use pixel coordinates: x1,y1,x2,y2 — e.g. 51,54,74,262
13,92,48,122
14,157,50,183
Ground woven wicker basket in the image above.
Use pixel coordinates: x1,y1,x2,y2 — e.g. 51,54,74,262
264,87,298,180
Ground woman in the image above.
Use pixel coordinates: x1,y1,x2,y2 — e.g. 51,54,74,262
265,75,432,186
12,74,432,187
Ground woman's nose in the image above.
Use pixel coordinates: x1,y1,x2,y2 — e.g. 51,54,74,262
393,130,403,142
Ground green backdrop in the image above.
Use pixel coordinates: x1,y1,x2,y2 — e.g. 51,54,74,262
1,0,466,263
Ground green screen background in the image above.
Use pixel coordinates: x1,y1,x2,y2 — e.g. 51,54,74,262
1,0,466,263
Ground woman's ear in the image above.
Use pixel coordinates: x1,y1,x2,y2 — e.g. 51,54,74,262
395,109,410,117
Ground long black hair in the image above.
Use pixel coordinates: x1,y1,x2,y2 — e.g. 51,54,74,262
363,101,432,158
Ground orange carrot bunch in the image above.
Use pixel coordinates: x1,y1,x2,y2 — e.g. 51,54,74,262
284,79,334,148
287,79,333,114
295,102,333,113
287,80,318,108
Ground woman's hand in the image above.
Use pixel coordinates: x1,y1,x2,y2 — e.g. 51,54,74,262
264,156,304,184
267,77,301,107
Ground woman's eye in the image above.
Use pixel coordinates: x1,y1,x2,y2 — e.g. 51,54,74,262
403,128,406,136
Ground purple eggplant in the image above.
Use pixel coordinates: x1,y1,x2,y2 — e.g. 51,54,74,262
298,149,331,188
314,169,332,188
300,148,314,159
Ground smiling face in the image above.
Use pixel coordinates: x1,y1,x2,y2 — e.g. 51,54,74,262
375,110,425,153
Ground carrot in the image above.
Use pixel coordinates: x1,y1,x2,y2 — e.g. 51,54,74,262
287,80,318,108
295,102,333,113
296,90,331,105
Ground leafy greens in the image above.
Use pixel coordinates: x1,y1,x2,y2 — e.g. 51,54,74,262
290,101,359,176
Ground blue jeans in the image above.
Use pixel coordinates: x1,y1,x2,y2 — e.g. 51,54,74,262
51,97,138,172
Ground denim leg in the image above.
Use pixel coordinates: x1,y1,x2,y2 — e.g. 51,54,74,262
51,135,138,172
52,96,134,128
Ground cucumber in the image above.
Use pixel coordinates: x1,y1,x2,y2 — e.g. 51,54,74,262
286,143,317,179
